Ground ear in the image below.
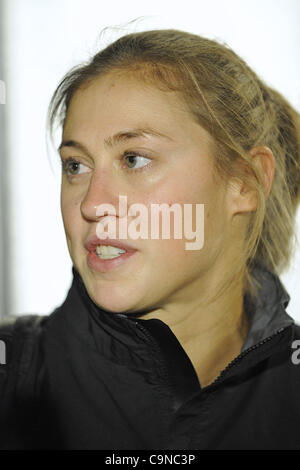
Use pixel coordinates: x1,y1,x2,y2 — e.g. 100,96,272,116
228,146,275,216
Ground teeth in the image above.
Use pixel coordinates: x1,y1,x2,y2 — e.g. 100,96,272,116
96,245,126,259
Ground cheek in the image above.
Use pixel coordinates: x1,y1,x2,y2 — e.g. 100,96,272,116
60,189,81,236
141,172,226,268
138,182,205,262
138,173,206,241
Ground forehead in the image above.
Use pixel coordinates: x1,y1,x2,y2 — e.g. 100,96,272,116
63,72,192,133
62,71,216,158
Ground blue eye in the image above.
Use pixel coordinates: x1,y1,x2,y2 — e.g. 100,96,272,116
123,152,151,172
61,158,90,176
60,152,152,179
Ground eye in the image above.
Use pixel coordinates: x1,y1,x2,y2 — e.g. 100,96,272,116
123,152,152,172
61,157,91,177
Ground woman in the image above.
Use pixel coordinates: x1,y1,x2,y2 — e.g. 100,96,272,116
0,28,300,450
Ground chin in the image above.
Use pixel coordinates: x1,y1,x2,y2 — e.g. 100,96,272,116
87,283,139,314
76,259,147,314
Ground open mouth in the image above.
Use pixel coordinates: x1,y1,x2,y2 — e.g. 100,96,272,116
95,244,127,260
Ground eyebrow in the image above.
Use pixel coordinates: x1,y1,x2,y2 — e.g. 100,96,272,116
57,127,173,153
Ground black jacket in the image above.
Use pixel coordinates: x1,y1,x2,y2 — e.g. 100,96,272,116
1,261,300,450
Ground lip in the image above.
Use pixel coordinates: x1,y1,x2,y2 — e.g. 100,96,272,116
84,234,137,254
84,235,138,273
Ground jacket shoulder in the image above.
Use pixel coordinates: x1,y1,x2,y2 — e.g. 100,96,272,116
292,322,300,339
0,314,48,365
0,314,48,332
0,314,48,346
0,314,48,385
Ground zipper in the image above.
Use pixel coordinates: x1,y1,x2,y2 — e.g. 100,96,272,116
202,325,291,391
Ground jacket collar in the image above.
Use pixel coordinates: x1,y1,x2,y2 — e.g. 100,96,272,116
71,259,294,352
55,261,295,404
241,260,294,351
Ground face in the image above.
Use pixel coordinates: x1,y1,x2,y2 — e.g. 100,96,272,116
59,71,234,315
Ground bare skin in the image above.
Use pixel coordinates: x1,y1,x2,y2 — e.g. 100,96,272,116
59,71,275,387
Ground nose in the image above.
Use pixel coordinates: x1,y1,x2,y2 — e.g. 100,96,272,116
80,169,120,222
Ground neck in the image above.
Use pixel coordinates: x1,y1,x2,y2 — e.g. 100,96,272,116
138,269,249,388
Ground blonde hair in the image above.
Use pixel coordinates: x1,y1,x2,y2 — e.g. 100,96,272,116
47,28,300,301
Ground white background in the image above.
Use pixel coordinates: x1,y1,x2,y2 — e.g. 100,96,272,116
2,0,300,320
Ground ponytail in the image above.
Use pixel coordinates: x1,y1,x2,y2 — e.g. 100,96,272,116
268,87,300,212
